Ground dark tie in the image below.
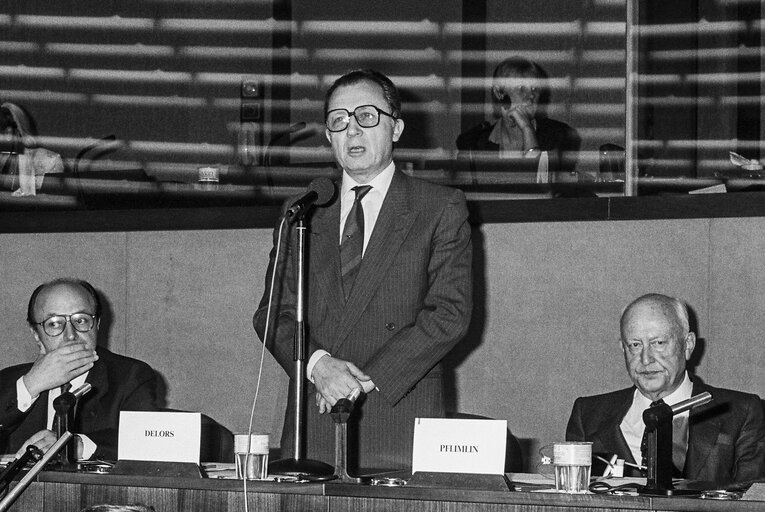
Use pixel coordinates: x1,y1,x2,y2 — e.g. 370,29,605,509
340,185,372,301
61,382,72,394
640,399,665,469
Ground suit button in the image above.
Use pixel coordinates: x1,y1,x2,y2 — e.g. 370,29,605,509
385,322,396,331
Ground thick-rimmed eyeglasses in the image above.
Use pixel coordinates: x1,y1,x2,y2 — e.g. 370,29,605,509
326,105,397,132
35,313,97,337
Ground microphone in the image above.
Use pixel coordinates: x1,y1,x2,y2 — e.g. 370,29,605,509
264,122,308,168
331,388,362,418
643,392,713,430
52,383,92,411
285,177,335,220
670,391,712,416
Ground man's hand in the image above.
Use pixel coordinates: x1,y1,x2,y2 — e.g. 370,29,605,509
14,431,85,459
14,429,57,458
22,343,98,397
507,105,535,131
311,355,373,412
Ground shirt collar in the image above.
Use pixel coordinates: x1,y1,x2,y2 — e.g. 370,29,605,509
634,371,693,407
341,161,395,199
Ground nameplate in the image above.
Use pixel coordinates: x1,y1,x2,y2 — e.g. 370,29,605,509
412,418,507,475
118,411,201,463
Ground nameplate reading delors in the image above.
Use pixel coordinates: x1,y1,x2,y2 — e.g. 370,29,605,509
412,418,507,475
118,411,201,463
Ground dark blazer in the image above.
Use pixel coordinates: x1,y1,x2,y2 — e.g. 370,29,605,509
455,117,581,175
566,380,765,484
254,169,473,471
0,347,158,461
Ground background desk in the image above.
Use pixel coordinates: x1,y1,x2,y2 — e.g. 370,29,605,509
6,472,763,512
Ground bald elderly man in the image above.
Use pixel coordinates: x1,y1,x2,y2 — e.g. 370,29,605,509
566,293,765,484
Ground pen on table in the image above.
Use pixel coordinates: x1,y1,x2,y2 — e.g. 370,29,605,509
595,455,645,473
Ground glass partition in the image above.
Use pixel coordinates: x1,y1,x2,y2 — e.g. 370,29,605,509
636,0,765,194
1,1,761,212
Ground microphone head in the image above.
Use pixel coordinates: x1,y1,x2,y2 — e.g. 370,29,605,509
308,177,335,207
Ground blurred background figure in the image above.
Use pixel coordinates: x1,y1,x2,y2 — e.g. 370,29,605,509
0,102,63,195
456,56,581,180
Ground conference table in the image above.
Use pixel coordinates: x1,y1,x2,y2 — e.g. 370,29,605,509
6,469,763,512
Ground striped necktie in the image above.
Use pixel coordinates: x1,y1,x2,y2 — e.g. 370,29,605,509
340,185,372,301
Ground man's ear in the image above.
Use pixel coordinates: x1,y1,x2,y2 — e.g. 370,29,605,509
30,327,45,354
392,118,405,142
683,332,696,360
491,85,504,100
325,128,332,144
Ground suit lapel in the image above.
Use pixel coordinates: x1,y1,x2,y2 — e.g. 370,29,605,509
76,355,109,430
309,192,345,314
335,171,417,345
685,381,718,479
597,389,638,467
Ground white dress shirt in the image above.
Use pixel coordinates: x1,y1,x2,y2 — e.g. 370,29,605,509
337,161,395,255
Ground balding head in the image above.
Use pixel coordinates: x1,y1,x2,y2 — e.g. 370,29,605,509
619,293,696,401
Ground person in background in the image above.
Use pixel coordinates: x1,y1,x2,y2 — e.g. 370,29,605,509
0,102,63,196
254,69,472,471
566,293,765,484
0,278,159,461
456,56,581,179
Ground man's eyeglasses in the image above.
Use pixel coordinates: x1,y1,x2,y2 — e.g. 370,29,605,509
35,313,97,337
326,105,397,133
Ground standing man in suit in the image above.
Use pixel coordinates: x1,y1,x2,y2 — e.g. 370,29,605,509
0,278,159,461
254,69,472,470
566,293,765,484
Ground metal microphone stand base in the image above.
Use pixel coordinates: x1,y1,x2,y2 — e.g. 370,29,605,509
638,486,702,497
43,461,79,473
268,457,335,478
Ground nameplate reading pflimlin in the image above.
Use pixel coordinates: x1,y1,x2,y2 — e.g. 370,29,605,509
412,418,507,475
118,411,201,463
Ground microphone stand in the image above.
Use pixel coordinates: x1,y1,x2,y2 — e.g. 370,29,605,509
0,445,43,496
0,432,73,512
330,390,363,483
268,216,334,478
263,122,307,194
639,392,712,496
50,383,92,470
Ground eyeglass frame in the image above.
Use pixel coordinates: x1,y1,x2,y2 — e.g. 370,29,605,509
33,312,98,337
325,104,398,132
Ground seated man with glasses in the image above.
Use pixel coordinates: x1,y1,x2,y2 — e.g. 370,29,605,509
0,278,159,461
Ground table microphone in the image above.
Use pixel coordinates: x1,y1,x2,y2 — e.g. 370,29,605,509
670,391,712,416
331,388,362,418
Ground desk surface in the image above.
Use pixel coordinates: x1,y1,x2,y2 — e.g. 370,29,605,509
5,470,762,512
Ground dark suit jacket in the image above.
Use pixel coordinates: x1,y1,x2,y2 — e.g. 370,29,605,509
254,169,472,470
455,117,581,175
0,347,159,461
566,381,765,484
